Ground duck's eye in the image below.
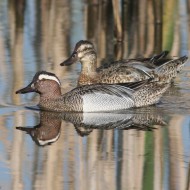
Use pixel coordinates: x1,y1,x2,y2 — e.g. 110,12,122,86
31,83,35,88
72,52,77,58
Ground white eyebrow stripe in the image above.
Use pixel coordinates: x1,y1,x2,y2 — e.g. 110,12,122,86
78,44,93,51
38,74,61,85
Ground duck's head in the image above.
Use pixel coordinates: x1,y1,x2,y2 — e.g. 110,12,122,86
60,40,97,66
16,71,61,98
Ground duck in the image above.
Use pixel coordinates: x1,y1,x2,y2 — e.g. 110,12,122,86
16,71,172,112
60,40,187,85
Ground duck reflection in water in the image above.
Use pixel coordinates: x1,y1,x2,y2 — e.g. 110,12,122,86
16,111,62,146
16,107,167,146
64,107,167,136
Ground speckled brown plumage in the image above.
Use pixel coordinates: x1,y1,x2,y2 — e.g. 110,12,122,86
60,40,188,86
133,82,170,107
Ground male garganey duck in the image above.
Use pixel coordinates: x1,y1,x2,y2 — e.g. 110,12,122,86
16,71,175,112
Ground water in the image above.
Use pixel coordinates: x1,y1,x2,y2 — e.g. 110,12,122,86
0,0,190,189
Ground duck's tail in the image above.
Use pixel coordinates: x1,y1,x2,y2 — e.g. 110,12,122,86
153,56,188,82
150,50,169,64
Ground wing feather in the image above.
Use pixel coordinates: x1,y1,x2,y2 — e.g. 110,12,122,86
81,83,142,112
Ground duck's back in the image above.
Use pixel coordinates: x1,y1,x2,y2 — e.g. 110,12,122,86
97,63,151,84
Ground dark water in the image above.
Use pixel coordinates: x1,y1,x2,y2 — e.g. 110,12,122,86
0,0,190,189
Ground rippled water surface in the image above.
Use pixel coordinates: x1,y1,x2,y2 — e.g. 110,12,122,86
0,0,190,189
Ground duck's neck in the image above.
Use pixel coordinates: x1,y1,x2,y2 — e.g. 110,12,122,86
79,56,98,86
39,90,66,112
40,88,62,99
39,96,66,112
81,55,97,75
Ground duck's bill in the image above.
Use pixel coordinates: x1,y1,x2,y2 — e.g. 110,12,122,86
60,54,78,66
15,85,35,94
16,127,33,133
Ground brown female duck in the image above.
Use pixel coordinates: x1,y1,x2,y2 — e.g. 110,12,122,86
60,40,187,85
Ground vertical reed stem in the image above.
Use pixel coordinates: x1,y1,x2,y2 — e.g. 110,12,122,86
112,0,122,41
153,0,163,53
